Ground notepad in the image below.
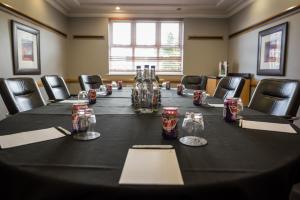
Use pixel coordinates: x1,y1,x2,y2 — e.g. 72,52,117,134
241,120,297,134
0,127,66,149
58,100,88,104
208,104,224,108
119,149,184,185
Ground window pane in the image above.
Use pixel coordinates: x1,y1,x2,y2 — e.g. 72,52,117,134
111,48,132,57
112,22,131,45
135,48,157,67
110,61,133,72
159,61,181,72
159,48,181,57
136,23,156,45
135,48,157,57
110,48,133,72
161,23,179,45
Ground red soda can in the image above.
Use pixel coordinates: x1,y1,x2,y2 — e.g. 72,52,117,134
177,84,184,95
72,103,88,133
117,80,123,90
88,89,96,104
223,97,238,122
166,81,171,90
161,107,179,139
193,90,202,105
106,84,112,95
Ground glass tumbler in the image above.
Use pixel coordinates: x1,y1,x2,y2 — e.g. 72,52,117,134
180,112,207,147
73,108,101,140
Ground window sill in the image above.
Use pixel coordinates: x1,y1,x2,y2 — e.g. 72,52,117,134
108,72,183,76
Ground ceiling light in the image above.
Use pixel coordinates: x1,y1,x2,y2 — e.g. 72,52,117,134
115,6,120,10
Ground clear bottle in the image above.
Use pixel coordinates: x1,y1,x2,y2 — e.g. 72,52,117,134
140,65,152,113
151,66,159,112
133,66,142,112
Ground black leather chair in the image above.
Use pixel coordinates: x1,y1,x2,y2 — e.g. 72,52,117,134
290,183,300,200
0,78,45,115
79,75,103,91
181,75,207,90
248,79,300,119
213,76,245,99
41,75,70,101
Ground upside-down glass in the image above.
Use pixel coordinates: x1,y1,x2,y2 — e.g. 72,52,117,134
73,108,101,140
78,90,87,101
237,98,244,120
180,112,207,146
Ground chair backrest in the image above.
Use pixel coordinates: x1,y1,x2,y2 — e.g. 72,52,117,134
181,75,207,90
0,78,45,114
79,75,103,91
41,75,70,101
248,79,300,117
213,76,245,99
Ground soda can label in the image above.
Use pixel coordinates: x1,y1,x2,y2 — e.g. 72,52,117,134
72,103,88,114
161,107,179,139
193,90,205,105
72,103,88,133
106,84,112,95
88,89,96,104
223,98,238,122
177,84,183,95
166,81,171,90
117,81,123,90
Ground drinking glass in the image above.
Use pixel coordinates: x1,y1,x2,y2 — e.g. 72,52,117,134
73,108,101,140
180,112,207,146
78,91,87,101
237,98,244,120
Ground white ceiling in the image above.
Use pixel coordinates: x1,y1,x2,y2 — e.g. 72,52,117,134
46,0,254,18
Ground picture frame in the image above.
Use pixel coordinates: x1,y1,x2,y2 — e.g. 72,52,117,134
218,61,228,77
257,22,288,76
11,20,41,75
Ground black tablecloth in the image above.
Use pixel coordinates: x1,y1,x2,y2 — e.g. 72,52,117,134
1,89,300,200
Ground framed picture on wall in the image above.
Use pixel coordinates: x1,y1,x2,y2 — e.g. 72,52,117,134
257,22,288,76
11,20,41,75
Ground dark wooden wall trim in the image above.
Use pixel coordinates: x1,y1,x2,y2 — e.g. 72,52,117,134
73,35,105,39
0,2,68,38
188,36,223,40
229,4,300,39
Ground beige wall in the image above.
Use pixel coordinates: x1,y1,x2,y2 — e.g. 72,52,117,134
0,0,68,119
228,0,300,127
183,18,228,76
66,17,228,93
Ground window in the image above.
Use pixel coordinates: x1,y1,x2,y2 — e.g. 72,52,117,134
109,20,183,75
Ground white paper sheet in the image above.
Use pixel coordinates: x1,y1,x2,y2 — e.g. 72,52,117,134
58,100,88,104
208,104,224,108
119,149,184,185
241,120,297,134
0,127,66,149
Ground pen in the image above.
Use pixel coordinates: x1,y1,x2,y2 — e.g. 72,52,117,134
132,145,174,149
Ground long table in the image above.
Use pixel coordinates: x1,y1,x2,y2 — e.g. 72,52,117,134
0,88,300,200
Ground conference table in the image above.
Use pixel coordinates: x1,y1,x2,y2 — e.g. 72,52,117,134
0,87,300,200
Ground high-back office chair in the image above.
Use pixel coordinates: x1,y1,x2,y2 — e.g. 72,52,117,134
41,75,70,101
290,183,300,200
0,78,45,115
181,75,207,90
213,76,245,99
79,75,103,91
248,79,300,119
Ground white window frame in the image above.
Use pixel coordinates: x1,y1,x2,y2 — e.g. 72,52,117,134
108,19,184,75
